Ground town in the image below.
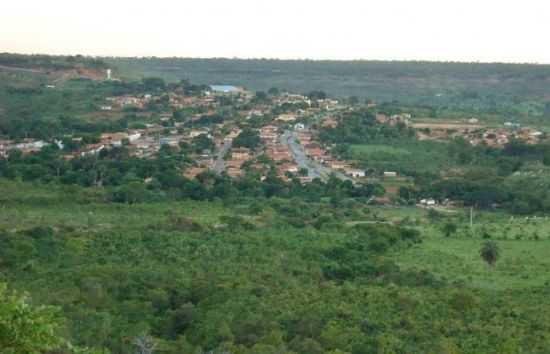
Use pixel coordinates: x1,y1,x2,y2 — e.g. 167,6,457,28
1,70,547,207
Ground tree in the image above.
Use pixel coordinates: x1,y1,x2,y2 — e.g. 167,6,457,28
233,128,261,151
191,134,215,153
0,283,64,353
442,222,457,237
480,240,500,266
268,87,280,96
142,77,165,92
253,91,269,103
298,167,309,177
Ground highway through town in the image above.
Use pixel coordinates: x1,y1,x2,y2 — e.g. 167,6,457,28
212,139,232,174
281,130,353,183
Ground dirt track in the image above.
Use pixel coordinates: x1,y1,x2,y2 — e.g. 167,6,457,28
0,65,43,73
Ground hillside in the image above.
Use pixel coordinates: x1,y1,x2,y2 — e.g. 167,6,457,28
2,53,550,353
107,57,550,103
2,180,550,353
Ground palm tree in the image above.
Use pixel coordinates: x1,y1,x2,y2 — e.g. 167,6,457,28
480,240,500,267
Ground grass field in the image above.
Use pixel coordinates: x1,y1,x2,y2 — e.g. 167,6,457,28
395,230,550,290
0,181,231,231
365,205,550,290
350,141,451,174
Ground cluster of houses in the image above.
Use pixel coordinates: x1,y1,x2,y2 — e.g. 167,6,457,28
260,125,306,182
468,127,544,147
411,117,545,147
102,95,153,111
296,130,366,178
0,139,48,158
376,113,411,126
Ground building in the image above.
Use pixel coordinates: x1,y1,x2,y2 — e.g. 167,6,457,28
276,113,297,123
420,198,437,207
345,168,366,178
231,147,251,160
209,85,243,94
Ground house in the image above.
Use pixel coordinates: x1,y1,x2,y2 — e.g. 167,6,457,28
330,161,349,170
383,171,398,178
100,105,112,111
184,167,207,179
81,144,105,156
420,198,437,207
189,129,210,138
226,128,242,139
276,113,297,122
128,132,142,142
101,132,129,147
345,168,365,178
294,123,305,131
279,163,299,174
232,147,251,160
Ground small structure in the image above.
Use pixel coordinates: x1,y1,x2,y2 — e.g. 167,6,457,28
345,168,366,178
209,85,242,94
420,198,437,207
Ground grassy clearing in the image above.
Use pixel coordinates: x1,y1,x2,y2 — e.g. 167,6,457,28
0,180,230,231
350,141,451,174
372,206,550,290
395,230,550,290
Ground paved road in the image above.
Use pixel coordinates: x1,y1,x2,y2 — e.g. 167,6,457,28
212,139,232,174
281,130,353,183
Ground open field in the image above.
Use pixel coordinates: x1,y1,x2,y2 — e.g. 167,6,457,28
411,121,485,130
366,206,550,290
350,141,451,174
396,230,550,290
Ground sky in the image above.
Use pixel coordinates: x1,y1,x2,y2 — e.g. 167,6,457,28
1,0,550,63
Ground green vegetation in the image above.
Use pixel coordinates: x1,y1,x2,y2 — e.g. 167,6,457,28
349,142,450,174
107,57,550,106
480,240,501,267
1,181,550,353
3,53,550,353
0,283,65,354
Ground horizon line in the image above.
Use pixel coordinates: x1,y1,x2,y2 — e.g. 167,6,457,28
2,51,550,66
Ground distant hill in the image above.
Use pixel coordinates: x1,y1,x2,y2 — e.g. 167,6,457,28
0,53,109,83
106,57,550,103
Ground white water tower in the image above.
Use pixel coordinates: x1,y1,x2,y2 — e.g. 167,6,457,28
106,69,112,80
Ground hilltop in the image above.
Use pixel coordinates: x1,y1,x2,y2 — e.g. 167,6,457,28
0,52,110,84
107,57,550,103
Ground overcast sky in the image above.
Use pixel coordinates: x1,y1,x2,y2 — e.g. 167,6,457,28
2,0,549,63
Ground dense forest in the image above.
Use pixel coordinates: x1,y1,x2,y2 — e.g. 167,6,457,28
2,181,550,353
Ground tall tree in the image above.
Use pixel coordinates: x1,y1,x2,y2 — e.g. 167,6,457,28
480,240,500,266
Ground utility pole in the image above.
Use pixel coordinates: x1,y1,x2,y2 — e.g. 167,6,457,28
470,206,474,228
